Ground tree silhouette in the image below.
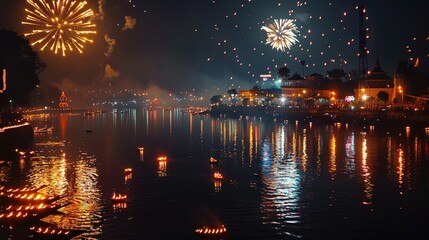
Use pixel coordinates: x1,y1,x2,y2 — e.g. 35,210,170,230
0,29,45,110
377,91,389,102
210,95,223,105
277,66,290,80
327,68,347,80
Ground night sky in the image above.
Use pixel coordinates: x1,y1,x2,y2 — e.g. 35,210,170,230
0,0,428,105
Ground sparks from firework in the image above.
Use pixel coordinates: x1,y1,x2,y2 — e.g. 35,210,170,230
261,19,299,52
22,0,97,56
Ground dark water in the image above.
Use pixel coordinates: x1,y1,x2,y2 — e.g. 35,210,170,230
1,108,429,239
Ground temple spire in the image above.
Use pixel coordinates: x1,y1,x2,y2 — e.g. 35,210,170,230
58,91,69,108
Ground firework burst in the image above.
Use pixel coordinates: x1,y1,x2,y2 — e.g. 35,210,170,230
261,19,299,52
22,0,97,56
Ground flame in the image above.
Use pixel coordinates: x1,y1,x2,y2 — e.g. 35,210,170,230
157,156,167,161
214,172,223,179
195,225,227,234
111,192,127,201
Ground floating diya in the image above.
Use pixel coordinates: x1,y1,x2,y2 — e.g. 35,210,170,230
195,225,227,235
213,172,223,180
0,184,47,194
157,156,167,161
111,192,127,202
209,157,218,164
29,226,85,239
0,192,62,204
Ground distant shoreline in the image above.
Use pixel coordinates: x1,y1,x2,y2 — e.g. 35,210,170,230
20,108,89,115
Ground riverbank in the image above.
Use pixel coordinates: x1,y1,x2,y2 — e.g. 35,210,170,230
208,105,429,127
0,117,34,152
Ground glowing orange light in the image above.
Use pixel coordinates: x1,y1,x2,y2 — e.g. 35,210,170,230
209,157,218,163
195,225,227,235
214,172,223,179
111,192,127,202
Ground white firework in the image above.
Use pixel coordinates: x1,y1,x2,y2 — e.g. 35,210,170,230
261,19,299,52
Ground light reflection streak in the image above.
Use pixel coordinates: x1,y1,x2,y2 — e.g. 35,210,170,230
249,123,254,165
406,126,410,138
59,114,68,140
28,150,102,237
345,132,356,176
169,110,173,137
200,119,204,144
301,128,307,172
222,121,227,151
112,202,127,211
131,109,137,135
329,133,337,177
158,160,167,177
125,172,132,184
139,147,144,162
0,163,11,183
361,137,373,205
189,113,193,137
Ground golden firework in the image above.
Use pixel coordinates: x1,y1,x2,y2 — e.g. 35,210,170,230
261,19,299,52
22,0,97,56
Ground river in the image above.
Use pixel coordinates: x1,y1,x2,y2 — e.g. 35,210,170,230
1,108,428,239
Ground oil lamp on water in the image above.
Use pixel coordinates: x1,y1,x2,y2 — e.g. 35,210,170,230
213,172,223,180
111,192,127,202
195,225,227,235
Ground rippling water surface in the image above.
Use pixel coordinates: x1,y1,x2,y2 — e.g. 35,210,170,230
1,108,429,239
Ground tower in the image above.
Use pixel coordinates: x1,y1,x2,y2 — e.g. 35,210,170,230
358,1,369,99
58,91,69,108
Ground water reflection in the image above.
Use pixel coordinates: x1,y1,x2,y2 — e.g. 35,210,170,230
260,122,302,238
361,136,373,205
27,146,102,238
2,109,428,239
158,159,167,177
138,147,144,161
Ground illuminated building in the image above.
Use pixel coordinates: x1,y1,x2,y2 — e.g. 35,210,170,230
354,58,395,106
